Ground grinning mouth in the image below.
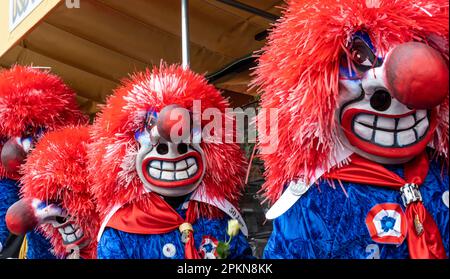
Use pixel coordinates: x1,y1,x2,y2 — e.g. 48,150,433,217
352,110,429,147
142,151,203,188
53,218,84,245
147,157,198,181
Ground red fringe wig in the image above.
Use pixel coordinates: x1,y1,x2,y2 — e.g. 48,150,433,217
88,64,247,219
20,126,99,259
253,0,449,203
0,65,87,179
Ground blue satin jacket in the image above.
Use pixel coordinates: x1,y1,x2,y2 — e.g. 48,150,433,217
98,209,254,259
0,178,55,259
0,178,19,249
26,230,55,259
264,159,449,259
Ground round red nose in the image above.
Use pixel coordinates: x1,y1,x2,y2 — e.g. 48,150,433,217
156,104,192,142
385,42,448,109
5,198,38,235
0,138,27,174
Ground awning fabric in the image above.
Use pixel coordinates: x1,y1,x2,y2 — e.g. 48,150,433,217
0,0,283,115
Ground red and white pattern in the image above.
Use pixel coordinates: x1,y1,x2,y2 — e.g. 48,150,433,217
365,203,407,245
198,236,219,259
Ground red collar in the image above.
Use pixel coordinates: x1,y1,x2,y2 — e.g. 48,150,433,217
106,192,200,259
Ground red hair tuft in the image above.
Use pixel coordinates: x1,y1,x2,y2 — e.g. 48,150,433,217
88,64,247,219
0,65,87,179
20,126,99,259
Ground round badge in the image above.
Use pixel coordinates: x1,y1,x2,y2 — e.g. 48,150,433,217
365,203,407,245
162,243,177,258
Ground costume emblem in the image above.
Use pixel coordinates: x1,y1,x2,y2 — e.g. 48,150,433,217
162,243,177,258
365,203,407,245
198,236,219,259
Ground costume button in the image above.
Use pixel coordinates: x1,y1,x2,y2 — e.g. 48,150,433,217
162,243,177,258
442,190,449,208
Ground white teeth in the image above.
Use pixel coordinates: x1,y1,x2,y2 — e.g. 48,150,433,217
354,122,373,140
186,158,196,167
66,235,77,243
397,115,415,130
187,164,198,176
175,171,188,180
161,171,175,180
149,168,162,179
62,234,68,242
75,229,83,238
64,226,74,234
415,118,429,138
416,110,427,120
374,130,394,146
377,117,396,130
148,157,199,181
397,130,416,146
58,228,64,234
353,112,429,147
355,114,375,126
162,162,175,170
150,161,161,169
175,160,187,170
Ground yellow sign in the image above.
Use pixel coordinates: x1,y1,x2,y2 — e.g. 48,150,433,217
0,0,62,58
9,0,44,32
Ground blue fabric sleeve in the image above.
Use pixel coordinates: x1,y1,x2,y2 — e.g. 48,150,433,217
97,228,131,259
26,230,56,259
0,179,19,248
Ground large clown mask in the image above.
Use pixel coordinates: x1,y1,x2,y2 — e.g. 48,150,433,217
135,105,206,197
338,33,448,164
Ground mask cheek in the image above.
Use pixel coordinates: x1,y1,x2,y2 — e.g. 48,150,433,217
338,79,363,107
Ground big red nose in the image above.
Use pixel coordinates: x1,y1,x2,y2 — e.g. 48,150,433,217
1,138,27,173
385,42,448,109
6,198,38,235
156,104,192,142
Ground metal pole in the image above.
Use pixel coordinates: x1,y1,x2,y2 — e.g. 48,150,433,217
181,0,190,69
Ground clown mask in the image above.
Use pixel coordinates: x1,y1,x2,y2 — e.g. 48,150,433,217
337,32,448,164
135,105,206,197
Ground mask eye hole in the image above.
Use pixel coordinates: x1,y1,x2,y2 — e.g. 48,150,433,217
350,38,376,70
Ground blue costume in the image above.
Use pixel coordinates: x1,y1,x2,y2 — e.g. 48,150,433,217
264,159,449,259
26,230,55,259
0,178,55,259
0,179,19,250
98,206,253,259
